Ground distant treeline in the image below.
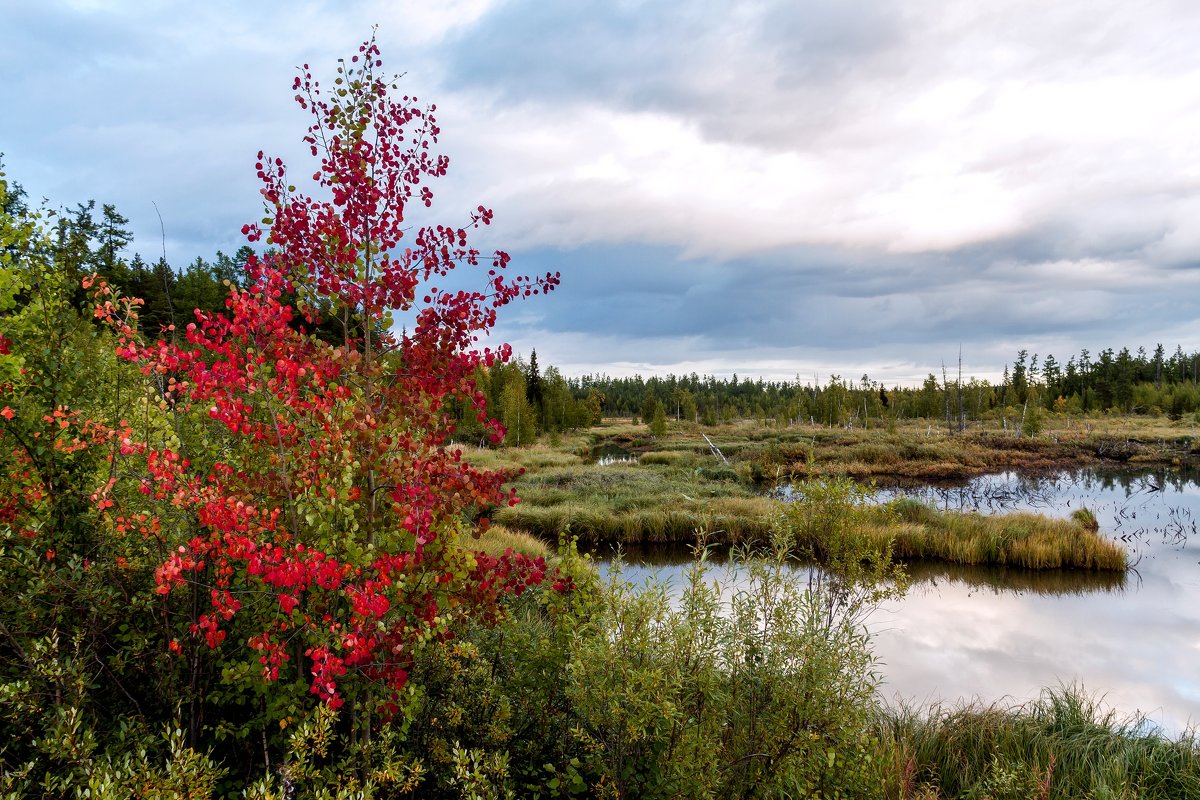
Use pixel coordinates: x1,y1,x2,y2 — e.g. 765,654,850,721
563,343,1200,429
17,178,1200,441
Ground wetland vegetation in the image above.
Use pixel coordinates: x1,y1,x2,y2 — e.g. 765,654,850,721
467,418,1179,572
6,35,1200,796
464,416,1200,797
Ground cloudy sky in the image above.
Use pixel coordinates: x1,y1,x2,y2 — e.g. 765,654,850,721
3,1,1199,384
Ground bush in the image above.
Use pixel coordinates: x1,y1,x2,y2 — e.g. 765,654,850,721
565,538,899,798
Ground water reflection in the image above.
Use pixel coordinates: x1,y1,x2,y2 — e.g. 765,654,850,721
592,468,1200,734
873,470,1200,733
903,561,1127,596
871,558,1199,736
589,444,638,466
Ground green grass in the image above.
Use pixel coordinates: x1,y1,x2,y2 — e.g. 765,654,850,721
493,464,1124,570
879,685,1200,799
495,462,777,545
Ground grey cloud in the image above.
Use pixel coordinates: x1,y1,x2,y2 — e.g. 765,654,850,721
442,0,907,150
497,234,1200,381
1,4,379,265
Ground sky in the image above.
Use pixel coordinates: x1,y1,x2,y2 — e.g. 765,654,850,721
3,0,1199,385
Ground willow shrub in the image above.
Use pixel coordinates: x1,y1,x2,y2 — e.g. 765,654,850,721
566,524,904,799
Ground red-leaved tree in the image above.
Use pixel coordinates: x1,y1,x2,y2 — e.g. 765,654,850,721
95,34,559,721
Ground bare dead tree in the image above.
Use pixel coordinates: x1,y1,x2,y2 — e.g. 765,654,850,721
941,361,953,435
957,346,966,432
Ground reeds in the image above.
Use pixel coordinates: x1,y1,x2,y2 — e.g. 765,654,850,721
879,685,1200,799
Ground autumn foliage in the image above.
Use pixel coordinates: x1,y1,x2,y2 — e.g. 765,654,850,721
5,32,558,729
131,38,555,709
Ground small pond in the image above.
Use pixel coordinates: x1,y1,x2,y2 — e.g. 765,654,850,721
588,443,639,466
592,468,1200,734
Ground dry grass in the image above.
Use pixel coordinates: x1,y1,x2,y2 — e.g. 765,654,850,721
461,523,552,560
455,437,591,473
884,500,1127,570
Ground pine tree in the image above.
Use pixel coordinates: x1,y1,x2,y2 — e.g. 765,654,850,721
526,348,543,412
649,399,667,437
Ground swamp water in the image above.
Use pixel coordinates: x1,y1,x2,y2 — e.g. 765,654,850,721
593,469,1200,733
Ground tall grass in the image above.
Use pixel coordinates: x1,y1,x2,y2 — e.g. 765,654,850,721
479,426,1134,571
880,686,1200,799
885,499,1127,570
497,463,1126,570
497,497,777,545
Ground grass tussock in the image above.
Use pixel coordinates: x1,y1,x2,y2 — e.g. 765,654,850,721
1072,506,1100,532
880,685,1200,799
464,523,552,560
886,499,1126,571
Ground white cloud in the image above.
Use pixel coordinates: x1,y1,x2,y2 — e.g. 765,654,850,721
431,0,1200,263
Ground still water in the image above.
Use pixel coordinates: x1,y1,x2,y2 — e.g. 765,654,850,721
594,469,1200,734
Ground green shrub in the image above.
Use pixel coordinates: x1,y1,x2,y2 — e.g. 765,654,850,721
565,538,901,798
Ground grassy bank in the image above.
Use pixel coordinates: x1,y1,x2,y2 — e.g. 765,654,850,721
466,421,1134,571
621,415,1200,484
